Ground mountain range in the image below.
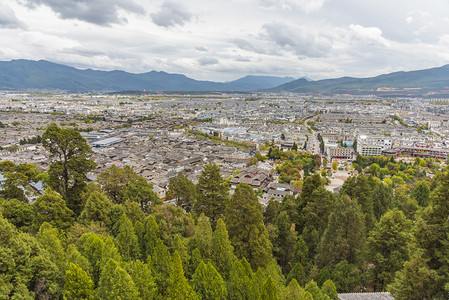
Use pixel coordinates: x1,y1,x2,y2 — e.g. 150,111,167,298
0,59,448,96
0,60,294,92
271,64,449,97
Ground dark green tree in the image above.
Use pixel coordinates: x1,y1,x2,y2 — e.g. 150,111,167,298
371,183,393,220
0,198,33,231
78,191,111,225
410,181,430,207
123,176,161,213
96,259,139,300
43,123,96,215
167,251,198,300
141,215,160,261
195,163,229,227
211,218,236,279
191,261,227,299
287,262,307,287
227,259,252,299
152,238,172,295
114,214,140,261
225,183,272,269
32,188,74,232
366,209,412,291
316,194,365,269
272,211,297,274
388,251,441,299
259,276,278,300
331,260,360,293
168,172,198,212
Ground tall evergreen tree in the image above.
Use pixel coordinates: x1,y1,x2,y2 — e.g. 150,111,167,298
410,181,430,207
168,172,198,212
281,279,305,300
96,259,139,300
32,188,74,232
191,261,227,300
125,260,158,299
63,262,94,300
167,251,198,300
371,183,393,220
225,183,272,269
366,209,412,291
316,194,365,269
191,213,213,260
142,215,160,260
152,238,172,295
42,123,96,215
211,218,236,279
195,163,229,227
114,214,140,261
258,276,278,300
78,191,111,225
272,211,297,274
227,259,252,299
321,280,338,300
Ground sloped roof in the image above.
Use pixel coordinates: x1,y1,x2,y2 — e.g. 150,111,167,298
338,292,393,300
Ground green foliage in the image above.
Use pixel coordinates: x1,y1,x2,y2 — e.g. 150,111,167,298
191,213,213,260
211,218,236,279
225,183,272,270
282,279,305,300
43,123,96,215
331,260,360,293
167,251,198,299
78,191,111,225
96,259,139,300
321,279,338,300
32,188,74,232
259,276,278,300
272,211,297,274
227,259,252,299
63,262,94,300
195,163,229,226
114,214,140,261
124,176,161,213
168,172,197,212
125,260,158,299
366,209,412,291
98,165,138,203
191,261,227,299
0,198,33,231
316,194,365,269
287,262,307,287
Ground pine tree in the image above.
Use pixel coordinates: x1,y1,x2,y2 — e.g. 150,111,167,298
249,268,267,299
125,260,158,299
371,183,393,220
114,214,140,261
191,261,227,299
96,259,140,300
191,213,213,260
331,260,360,293
211,218,236,279
168,172,198,212
152,238,172,295
366,209,412,291
63,262,94,300
195,163,229,227
272,211,297,274
142,215,160,260
388,251,441,299
287,262,307,286
304,280,326,300
410,181,430,207
321,280,338,300
225,183,272,269
78,191,111,225
227,259,251,299
167,251,198,300
316,194,365,269
282,279,305,300
32,187,74,232
316,267,331,288
259,276,278,300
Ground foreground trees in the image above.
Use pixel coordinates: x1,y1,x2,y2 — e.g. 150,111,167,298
43,123,96,214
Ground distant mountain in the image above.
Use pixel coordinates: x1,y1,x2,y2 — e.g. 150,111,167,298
0,59,295,92
270,65,449,97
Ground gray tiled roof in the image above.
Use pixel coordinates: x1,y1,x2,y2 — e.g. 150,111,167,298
338,292,393,300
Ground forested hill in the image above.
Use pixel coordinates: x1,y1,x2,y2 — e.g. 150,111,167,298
1,124,448,299
0,59,294,92
270,64,449,97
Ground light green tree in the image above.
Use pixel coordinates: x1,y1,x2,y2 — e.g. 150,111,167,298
63,262,94,300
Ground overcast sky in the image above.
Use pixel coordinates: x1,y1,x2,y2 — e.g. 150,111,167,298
1,0,449,81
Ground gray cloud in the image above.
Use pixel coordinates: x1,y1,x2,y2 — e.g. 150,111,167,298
261,22,332,58
151,1,193,27
25,0,144,26
197,57,219,66
195,46,208,52
0,3,25,28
